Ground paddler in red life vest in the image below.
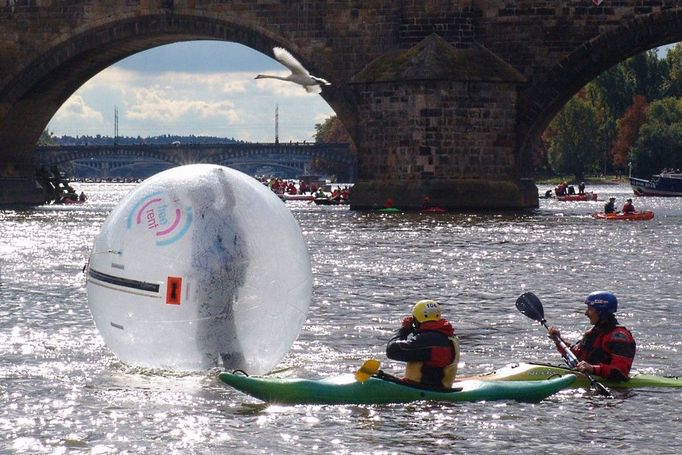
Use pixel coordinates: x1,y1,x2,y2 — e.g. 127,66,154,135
548,292,636,381
621,198,636,214
386,300,460,388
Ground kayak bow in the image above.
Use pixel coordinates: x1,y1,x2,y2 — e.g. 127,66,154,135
218,371,575,404
466,362,682,389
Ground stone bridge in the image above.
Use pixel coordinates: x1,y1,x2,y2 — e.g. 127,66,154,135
36,142,354,179
2,1,682,208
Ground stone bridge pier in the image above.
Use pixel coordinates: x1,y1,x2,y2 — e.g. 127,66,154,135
346,35,533,211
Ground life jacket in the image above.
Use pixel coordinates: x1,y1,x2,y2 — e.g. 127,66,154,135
401,319,460,388
572,318,636,381
622,202,635,213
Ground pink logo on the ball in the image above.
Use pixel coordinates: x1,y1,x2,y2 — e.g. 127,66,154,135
127,192,193,246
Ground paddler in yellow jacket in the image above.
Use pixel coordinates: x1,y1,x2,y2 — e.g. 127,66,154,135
386,300,460,388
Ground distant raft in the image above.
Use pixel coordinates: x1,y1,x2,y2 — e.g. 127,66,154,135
592,210,654,221
557,192,598,201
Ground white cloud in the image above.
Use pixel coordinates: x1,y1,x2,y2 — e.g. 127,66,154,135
52,95,104,123
48,43,336,141
126,86,239,123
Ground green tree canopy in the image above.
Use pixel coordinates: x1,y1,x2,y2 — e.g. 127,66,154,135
547,95,601,181
623,50,667,101
631,97,682,177
663,43,682,98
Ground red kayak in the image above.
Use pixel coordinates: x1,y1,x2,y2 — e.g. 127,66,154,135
557,192,597,201
592,211,654,221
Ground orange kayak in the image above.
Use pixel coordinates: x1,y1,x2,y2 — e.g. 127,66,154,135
592,211,654,221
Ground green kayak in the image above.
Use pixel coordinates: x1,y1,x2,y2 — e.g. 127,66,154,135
465,362,682,388
218,371,575,404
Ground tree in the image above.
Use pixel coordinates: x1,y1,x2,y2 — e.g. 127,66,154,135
611,95,648,169
311,116,355,180
546,94,601,180
623,50,667,101
662,43,682,98
584,81,618,175
38,128,58,146
631,97,682,177
314,116,351,143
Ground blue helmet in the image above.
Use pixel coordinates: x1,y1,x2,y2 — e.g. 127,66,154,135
585,291,618,318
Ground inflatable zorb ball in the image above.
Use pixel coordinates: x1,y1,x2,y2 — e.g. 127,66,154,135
86,164,312,374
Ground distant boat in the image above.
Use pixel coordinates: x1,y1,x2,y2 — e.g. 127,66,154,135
278,193,315,202
556,192,598,202
630,170,682,196
592,210,655,221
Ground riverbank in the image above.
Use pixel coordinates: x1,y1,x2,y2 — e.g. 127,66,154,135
534,174,626,185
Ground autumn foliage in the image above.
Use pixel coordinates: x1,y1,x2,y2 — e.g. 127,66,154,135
611,95,649,168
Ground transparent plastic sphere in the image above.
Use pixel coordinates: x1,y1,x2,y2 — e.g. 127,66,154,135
86,164,312,374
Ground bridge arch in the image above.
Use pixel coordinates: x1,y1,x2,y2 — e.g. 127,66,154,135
517,9,682,164
0,12,344,176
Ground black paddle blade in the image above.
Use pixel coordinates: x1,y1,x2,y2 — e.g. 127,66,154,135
515,292,546,323
593,380,613,398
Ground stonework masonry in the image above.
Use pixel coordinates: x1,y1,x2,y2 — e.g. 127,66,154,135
2,1,682,208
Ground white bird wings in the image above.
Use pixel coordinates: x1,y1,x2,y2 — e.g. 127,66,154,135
272,47,331,86
273,47,309,77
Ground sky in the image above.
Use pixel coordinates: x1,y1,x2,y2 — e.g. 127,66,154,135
46,41,335,143
46,42,675,144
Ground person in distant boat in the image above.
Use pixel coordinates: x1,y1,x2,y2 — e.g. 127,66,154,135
79,191,87,202
604,197,616,214
622,198,635,214
548,292,636,381
386,300,460,388
578,182,586,195
544,189,553,198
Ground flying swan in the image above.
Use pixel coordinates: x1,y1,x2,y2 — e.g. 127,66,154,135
255,47,331,93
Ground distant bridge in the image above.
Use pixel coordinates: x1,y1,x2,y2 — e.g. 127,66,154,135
36,142,355,180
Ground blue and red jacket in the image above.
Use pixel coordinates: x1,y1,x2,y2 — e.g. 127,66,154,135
386,319,459,388
567,316,636,381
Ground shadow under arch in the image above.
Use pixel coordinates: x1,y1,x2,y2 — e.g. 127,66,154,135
0,12,347,174
516,8,682,171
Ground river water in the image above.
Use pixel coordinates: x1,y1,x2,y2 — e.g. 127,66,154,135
1,181,680,454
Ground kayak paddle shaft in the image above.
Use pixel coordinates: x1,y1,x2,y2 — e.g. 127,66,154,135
515,292,612,398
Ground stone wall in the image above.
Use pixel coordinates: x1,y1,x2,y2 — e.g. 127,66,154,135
354,79,519,182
